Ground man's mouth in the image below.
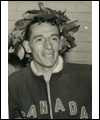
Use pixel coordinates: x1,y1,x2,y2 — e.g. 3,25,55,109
43,53,54,58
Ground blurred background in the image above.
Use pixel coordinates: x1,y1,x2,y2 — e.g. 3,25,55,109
8,1,92,76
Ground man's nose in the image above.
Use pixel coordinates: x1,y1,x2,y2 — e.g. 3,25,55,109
44,39,52,50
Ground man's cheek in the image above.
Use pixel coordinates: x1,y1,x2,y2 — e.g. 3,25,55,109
35,49,42,58
54,46,60,52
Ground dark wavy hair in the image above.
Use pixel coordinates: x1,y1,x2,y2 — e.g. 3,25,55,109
25,17,61,41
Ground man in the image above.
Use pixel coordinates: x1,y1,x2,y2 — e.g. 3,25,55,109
8,2,92,119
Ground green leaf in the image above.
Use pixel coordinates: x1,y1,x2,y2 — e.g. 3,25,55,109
14,26,25,30
56,18,62,25
22,13,35,19
11,30,20,36
69,25,80,33
26,10,39,14
62,9,66,15
14,30,24,38
65,20,79,31
15,19,24,26
12,37,20,46
22,40,31,53
61,28,69,36
60,36,66,48
66,35,77,48
35,10,49,19
59,15,67,21
13,43,19,54
17,44,25,60
8,46,15,53
38,2,44,10
25,53,31,59
15,19,30,27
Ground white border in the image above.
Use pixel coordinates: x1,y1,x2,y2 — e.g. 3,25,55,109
1,1,99,119
92,1,99,119
1,1,8,119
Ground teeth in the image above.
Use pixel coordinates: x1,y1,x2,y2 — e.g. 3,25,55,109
44,53,53,55
44,54,53,56
43,53,53,58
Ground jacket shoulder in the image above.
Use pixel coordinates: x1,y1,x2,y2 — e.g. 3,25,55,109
63,62,92,92
63,62,92,73
63,62,92,83
8,66,32,87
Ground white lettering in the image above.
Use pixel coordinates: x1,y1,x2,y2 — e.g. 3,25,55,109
80,106,88,119
55,98,65,113
27,105,37,118
21,111,26,119
40,101,48,114
69,101,77,115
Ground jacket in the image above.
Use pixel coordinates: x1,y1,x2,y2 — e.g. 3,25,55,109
8,60,92,119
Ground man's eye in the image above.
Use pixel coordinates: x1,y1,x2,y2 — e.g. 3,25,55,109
35,38,45,43
36,39,42,42
52,38,57,41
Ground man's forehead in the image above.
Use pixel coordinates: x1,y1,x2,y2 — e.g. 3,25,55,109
30,22,59,33
30,23,59,35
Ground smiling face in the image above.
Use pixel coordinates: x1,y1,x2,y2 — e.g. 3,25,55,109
28,22,61,68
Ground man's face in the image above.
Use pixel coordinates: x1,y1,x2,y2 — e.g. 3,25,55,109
29,22,61,68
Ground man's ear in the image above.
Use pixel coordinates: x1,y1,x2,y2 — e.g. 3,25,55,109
22,41,31,53
59,40,62,50
59,36,66,50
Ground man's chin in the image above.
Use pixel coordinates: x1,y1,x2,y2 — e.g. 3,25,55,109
42,63,55,68
42,59,59,68
41,56,59,68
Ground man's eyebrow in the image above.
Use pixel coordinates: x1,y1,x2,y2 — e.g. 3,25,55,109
33,35,43,40
50,34,59,38
33,34,60,40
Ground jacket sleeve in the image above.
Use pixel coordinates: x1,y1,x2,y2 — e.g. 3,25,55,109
8,74,22,119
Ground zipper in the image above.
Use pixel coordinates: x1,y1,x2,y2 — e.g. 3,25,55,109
46,81,53,119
